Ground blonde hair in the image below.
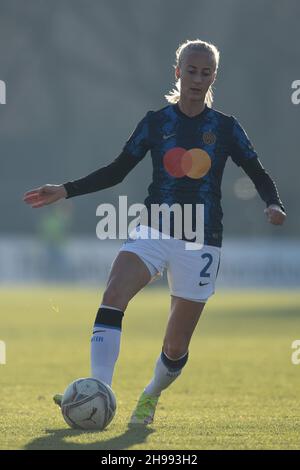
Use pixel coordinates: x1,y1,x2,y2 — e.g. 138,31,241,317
165,39,220,107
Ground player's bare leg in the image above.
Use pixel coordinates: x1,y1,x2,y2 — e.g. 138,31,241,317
163,296,205,359
102,251,152,310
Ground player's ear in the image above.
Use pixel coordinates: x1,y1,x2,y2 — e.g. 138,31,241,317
175,65,180,81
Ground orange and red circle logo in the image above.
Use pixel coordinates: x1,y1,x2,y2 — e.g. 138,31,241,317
163,147,211,179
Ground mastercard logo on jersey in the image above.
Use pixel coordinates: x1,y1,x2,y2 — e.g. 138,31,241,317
163,147,211,179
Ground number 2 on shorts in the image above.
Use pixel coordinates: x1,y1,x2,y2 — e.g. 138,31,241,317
200,253,213,278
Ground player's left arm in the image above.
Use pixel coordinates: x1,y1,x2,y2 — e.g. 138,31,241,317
229,116,286,226
240,158,286,225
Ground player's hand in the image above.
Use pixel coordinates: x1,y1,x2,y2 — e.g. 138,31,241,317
264,204,286,225
23,184,67,208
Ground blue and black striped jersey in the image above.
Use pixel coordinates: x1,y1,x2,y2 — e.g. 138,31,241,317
64,103,285,247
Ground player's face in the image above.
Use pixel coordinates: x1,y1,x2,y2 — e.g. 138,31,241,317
176,51,217,102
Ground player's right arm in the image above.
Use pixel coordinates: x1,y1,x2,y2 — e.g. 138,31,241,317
229,116,286,225
22,151,137,208
23,112,152,209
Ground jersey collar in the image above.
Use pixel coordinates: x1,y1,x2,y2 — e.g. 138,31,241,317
173,103,210,120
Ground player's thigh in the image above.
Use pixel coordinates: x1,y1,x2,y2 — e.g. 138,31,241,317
102,251,151,309
163,296,205,359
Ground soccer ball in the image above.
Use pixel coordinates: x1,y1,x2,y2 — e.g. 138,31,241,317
61,377,116,430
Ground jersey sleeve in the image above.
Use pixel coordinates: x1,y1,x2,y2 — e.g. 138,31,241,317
241,158,286,212
62,111,153,199
122,111,153,160
229,116,258,166
63,150,140,198
228,117,285,212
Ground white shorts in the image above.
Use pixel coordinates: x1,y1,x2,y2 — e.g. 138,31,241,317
119,225,221,303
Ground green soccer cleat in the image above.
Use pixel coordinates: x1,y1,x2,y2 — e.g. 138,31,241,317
129,391,160,425
53,393,63,407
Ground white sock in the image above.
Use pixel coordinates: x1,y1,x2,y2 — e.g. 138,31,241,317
90,304,124,387
144,351,189,396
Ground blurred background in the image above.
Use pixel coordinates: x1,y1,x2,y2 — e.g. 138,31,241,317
0,0,299,287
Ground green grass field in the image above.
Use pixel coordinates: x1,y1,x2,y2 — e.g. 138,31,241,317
0,286,300,450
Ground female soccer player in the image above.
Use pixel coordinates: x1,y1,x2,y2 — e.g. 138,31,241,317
23,39,286,425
